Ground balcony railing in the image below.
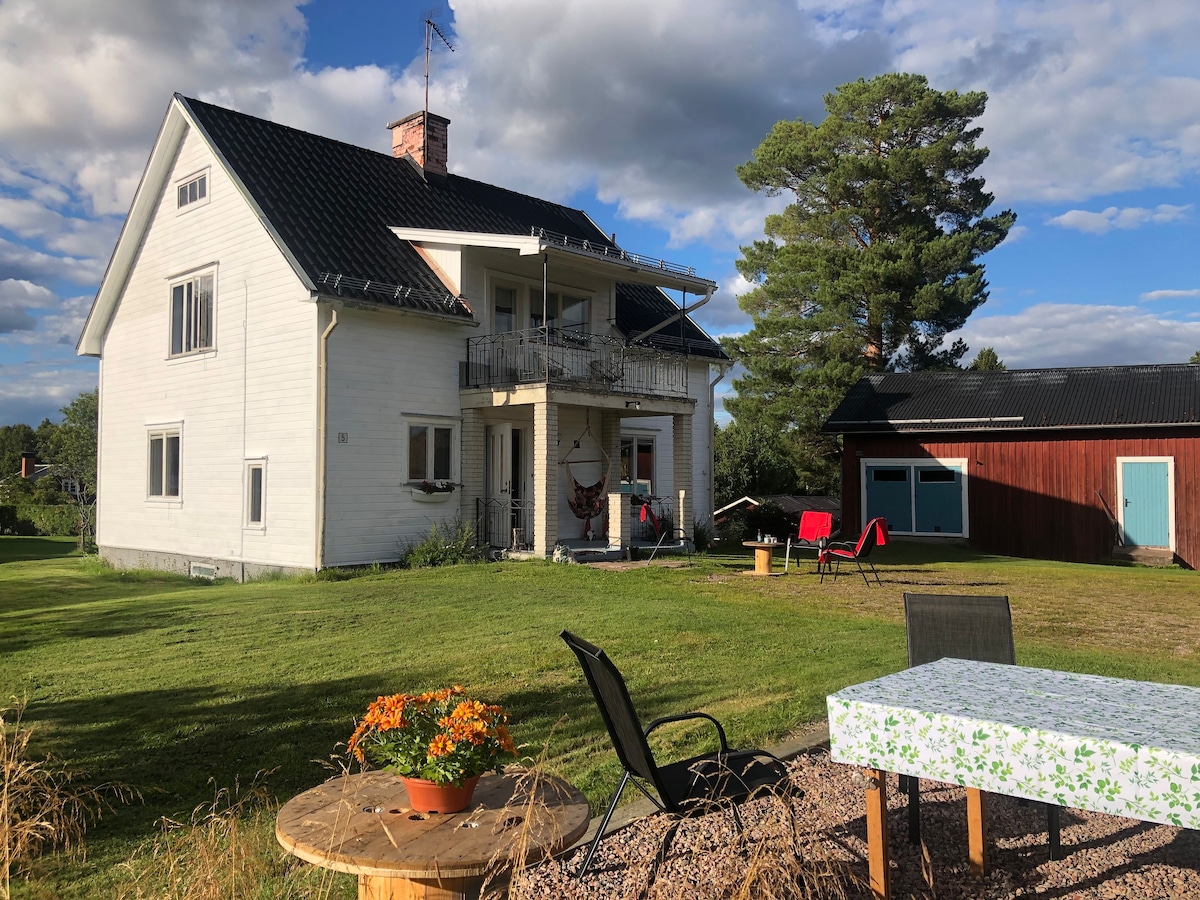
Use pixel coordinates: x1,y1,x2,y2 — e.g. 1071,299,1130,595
464,328,688,399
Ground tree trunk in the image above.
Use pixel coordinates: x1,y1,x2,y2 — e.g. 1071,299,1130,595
864,315,885,370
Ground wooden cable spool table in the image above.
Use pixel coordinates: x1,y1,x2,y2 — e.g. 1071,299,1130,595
276,770,590,900
741,540,784,575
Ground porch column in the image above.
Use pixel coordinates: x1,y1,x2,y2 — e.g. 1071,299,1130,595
672,413,693,539
460,409,486,540
600,410,622,543
533,401,559,557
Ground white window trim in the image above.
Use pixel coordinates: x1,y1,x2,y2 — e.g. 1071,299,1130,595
146,421,184,506
405,417,461,487
1115,456,1175,551
175,167,211,213
166,263,218,360
859,457,969,538
244,458,267,531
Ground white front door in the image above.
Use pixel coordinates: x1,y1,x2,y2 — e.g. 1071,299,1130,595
486,424,528,547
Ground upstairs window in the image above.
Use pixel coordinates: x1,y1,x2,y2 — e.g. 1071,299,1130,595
494,285,516,334
170,272,214,356
530,290,590,333
177,172,208,209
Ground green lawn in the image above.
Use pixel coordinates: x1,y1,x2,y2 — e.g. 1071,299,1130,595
2,537,1198,897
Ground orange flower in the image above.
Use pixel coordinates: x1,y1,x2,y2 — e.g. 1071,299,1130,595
428,734,456,757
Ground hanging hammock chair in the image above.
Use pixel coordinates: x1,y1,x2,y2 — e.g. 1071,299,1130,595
561,414,610,540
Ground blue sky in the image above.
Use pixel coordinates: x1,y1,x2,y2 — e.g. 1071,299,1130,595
2,0,1199,427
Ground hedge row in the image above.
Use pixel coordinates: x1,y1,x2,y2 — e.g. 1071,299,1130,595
0,504,80,536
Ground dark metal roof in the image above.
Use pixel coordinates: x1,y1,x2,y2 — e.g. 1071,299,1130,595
179,95,723,355
614,283,728,361
824,365,1200,434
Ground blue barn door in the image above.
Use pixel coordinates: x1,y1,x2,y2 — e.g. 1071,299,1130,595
865,466,912,533
914,466,963,535
1120,460,1171,548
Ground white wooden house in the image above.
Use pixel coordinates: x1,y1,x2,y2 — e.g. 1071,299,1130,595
78,96,729,579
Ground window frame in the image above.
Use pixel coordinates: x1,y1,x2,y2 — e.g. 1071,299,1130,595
167,265,217,358
244,458,267,530
175,168,210,212
484,270,595,336
618,435,655,495
859,457,969,537
146,423,183,504
406,417,460,486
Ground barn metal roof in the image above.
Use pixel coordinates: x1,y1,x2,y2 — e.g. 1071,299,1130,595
823,365,1200,434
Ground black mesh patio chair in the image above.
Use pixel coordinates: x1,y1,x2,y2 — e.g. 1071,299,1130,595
902,593,1061,859
560,630,793,879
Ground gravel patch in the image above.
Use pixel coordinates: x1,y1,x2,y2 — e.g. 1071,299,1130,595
510,751,1200,899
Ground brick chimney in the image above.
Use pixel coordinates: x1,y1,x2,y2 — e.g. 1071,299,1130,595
20,452,36,478
387,111,450,176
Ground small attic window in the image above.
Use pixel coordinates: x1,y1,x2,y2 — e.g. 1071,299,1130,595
177,171,208,210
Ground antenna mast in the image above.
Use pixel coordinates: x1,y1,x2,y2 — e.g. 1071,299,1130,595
423,17,454,166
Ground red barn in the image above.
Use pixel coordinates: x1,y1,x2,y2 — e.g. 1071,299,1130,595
823,365,1200,568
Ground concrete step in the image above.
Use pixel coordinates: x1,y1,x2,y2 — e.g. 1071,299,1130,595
1112,545,1175,566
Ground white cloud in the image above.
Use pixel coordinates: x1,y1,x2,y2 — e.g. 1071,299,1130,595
1140,288,1200,301
1047,204,1191,234
0,278,51,334
0,236,105,284
951,303,1200,369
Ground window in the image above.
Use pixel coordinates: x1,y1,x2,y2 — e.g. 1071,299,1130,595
494,286,516,334
408,422,457,482
530,290,590,333
245,461,265,527
170,273,214,356
148,428,181,499
619,437,654,494
177,172,208,209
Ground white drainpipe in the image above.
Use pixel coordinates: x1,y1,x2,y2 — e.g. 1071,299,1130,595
629,286,715,344
315,308,338,570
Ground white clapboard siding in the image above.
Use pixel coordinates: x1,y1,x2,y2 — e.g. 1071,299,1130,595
322,307,471,565
97,123,318,569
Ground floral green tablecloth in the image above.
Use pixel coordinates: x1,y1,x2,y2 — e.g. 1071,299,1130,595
828,658,1200,828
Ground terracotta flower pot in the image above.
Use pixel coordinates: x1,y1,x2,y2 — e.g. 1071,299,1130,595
401,775,481,814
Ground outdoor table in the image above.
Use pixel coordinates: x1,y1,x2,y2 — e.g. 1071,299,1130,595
741,540,784,575
828,658,1200,899
276,770,590,900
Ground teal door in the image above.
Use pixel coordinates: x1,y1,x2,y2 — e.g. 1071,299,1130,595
865,466,911,533
1121,461,1170,547
914,466,963,534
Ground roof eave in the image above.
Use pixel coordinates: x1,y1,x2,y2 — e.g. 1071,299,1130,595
389,227,717,293
77,100,187,356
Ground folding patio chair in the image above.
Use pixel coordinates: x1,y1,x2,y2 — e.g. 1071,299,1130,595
560,630,792,879
819,516,888,585
784,510,834,574
902,593,1062,858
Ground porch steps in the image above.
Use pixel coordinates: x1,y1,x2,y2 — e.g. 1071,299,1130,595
1111,545,1175,567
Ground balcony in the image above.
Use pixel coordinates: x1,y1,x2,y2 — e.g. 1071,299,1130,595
463,328,689,399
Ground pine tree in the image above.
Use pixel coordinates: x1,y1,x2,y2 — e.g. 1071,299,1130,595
726,73,1014,491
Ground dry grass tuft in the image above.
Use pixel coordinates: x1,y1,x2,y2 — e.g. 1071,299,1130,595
114,771,326,900
1,698,136,900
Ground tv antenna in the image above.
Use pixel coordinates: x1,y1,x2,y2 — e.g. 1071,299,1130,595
424,17,454,115
422,17,454,168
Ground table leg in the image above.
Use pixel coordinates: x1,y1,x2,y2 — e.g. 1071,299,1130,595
361,873,488,900
755,546,773,574
966,788,988,878
865,768,891,900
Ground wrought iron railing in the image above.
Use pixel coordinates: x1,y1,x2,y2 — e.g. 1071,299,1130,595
464,328,688,398
477,498,535,549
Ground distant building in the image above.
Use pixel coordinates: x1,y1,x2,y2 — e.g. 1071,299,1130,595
824,365,1200,568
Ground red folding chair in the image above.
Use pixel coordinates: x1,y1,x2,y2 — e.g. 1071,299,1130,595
819,517,889,585
784,510,834,574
